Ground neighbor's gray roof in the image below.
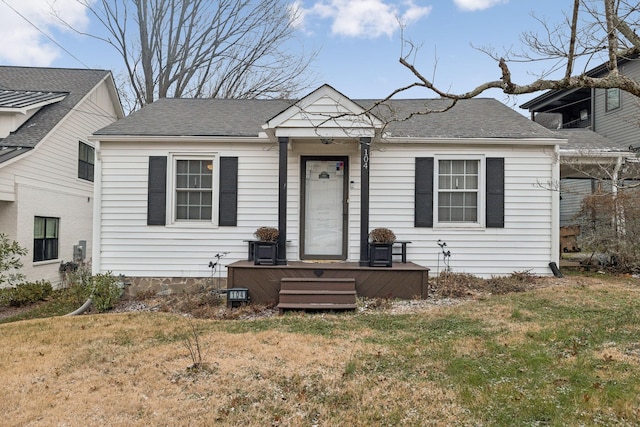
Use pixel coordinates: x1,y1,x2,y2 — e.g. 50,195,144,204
553,128,629,152
95,96,561,140
0,66,112,154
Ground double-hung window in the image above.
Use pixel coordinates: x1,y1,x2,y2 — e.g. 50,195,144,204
606,88,621,111
78,142,95,182
415,156,503,228
33,216,59,262
175,158,214,221
436,159,480,224
147,155,237,226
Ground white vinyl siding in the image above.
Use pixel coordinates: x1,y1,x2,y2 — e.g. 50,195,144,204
97,141,279,277
369,143,556,277
96,138,558,279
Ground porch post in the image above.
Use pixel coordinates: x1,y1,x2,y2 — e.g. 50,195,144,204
359,137,371,266
277,136,288,265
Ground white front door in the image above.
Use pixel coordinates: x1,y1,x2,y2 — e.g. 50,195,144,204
301,157,348,259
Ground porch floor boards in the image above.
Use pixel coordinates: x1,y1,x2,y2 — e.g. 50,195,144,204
227,261,429,306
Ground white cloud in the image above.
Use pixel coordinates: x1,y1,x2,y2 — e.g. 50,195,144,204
299,0,432,38
0,0,91,66
453,0,508,12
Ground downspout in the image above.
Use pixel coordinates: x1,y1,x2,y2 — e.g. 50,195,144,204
550,144,562,277
359,137,371,266
65,298,93,316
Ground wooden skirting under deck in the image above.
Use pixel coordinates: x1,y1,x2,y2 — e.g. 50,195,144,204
227,261,429,306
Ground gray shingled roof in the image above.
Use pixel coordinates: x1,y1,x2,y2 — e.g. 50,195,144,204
96,95,561,140
553,128,628,152
0,66,112,151
96,98,295,137
365,98,560,139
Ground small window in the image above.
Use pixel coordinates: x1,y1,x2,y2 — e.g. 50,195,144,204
175,158,213,221
436,159,480,224
34,216,59,262
78,142,95,182
605,88,620,111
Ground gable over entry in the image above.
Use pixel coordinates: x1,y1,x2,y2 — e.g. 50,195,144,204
261,85,383,265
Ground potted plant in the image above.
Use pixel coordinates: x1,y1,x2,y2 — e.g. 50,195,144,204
253,226,279,265
369,227,396,267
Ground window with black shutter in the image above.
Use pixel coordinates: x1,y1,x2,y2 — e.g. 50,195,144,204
146,155,237,226
415,156,504,228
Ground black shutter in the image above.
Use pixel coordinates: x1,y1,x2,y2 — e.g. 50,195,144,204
486,157,505,228
415,157,434,227
147,156,167,225
219,157,238,226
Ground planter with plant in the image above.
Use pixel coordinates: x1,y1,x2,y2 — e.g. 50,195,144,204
253,226,279,265
369,227,396,267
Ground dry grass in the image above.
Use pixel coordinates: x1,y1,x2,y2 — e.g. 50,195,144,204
0,314,463,426
1,274,640,426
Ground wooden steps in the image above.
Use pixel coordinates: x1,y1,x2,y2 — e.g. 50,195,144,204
277,278,357,312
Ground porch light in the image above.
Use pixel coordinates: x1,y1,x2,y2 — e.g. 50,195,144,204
226,288,249,308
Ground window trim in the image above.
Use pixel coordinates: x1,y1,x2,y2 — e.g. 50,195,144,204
605,87,621,112
168,153,219,227
33,216,59,262
433,155,485,229
78,141,95,182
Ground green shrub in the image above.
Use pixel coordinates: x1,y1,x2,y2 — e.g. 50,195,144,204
61,266,123,313
0,287,10,307
90,272,123,313
0,234,27,287
7,280,53,307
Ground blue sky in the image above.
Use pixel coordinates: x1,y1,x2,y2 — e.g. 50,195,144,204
0,0,568,111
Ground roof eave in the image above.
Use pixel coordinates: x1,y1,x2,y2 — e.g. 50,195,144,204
89,134,271,144
382,137,566,146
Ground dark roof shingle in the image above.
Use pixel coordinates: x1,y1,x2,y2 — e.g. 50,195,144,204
0,66,111,149
96,96,560,140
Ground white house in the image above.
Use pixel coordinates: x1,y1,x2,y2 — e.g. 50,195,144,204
0,66,124,285
91,85,564,298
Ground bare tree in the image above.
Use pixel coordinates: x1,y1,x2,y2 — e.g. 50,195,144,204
56,0,315,111
391,0,640,103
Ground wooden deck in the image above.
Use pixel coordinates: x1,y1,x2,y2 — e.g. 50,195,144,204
227,260,429,306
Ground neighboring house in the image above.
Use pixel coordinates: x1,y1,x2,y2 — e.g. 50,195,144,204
0,66,124,286
521,57,639,235
521,55,640,151
91,84,564,296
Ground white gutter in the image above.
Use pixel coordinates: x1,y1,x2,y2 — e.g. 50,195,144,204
88,135,271,144
382,137,567,146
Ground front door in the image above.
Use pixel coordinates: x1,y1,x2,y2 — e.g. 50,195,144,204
301,156,348,260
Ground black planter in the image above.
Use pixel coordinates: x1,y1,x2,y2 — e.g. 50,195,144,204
369,243,393,267
254,241,277,265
